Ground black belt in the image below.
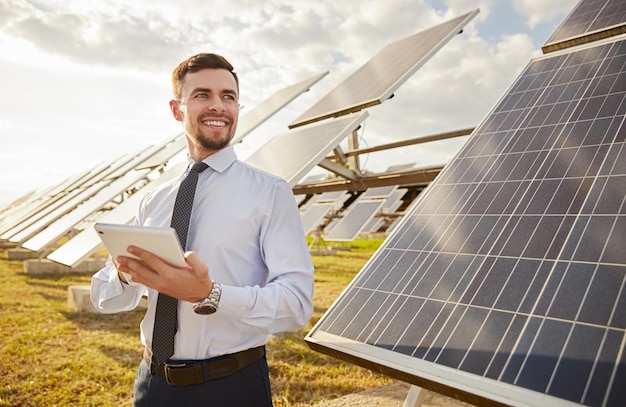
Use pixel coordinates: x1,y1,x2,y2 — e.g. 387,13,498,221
144,346,265,386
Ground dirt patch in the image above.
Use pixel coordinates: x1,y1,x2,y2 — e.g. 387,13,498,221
315,381,474,407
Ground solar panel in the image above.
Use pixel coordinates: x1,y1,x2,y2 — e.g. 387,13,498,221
300,203,336,236
288,9,479,129
232,72,328,144
359,185,398,199
324,200,385,242
316,190,351,203
47,161,187,268
134,135,187,170
307,34,626,407
543,0,626,53
362,189,407,233
245,112,368,186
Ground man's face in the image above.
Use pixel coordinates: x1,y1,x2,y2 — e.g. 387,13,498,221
172,68,239,155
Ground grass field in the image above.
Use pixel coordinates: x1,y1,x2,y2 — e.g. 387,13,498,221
0,239,393,406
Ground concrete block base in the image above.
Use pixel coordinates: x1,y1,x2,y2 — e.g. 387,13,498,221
24,258,105,275
310,249,337,256
68,285,147,313
4,248,45,260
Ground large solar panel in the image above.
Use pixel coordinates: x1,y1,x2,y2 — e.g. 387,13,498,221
245,112,368,186
543,0,626,53
307,34,626,407
232,71,328,144
288,9,479,129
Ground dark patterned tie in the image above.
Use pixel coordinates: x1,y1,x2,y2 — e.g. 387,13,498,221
151,161,209,364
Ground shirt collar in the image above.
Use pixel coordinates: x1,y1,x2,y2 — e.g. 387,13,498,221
186,145,237,174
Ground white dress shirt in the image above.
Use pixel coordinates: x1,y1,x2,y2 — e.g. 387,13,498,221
91,146,314,360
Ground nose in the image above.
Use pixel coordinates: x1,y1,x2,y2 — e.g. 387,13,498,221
207,96,225,112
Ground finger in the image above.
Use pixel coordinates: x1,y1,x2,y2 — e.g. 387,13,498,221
184,251,210,277
127,245,170,270
117,255,155,285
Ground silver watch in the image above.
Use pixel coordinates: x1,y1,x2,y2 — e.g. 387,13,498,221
192,282,222,315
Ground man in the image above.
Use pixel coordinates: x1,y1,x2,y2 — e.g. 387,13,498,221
90,53,314,406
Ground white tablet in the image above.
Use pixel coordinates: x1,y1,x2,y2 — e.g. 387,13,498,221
94,223,187,285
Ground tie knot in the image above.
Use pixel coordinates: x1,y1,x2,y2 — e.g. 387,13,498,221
190,162,209,173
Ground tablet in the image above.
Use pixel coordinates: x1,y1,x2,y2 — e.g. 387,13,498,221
94,223,187,285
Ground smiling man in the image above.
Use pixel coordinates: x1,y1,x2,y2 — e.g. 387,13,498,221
90,53,315,407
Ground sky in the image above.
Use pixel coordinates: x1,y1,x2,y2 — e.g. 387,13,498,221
0,0,580,206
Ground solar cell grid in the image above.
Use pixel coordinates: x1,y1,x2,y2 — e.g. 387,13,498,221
544,0,626,53
307,34,626,407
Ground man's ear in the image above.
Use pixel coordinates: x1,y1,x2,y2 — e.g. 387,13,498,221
170,100,183,122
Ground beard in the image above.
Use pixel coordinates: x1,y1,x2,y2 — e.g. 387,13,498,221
196,131,233,151
184,116,237,152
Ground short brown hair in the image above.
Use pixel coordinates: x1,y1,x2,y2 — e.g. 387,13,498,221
171,53,239,100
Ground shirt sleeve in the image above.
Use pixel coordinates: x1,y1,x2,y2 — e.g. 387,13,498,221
90,204,149,313
217,180,314,334
90,256,147,313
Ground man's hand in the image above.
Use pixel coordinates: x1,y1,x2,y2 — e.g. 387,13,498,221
116,246,213,303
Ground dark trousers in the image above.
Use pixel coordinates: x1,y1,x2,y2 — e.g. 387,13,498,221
133,355,273,406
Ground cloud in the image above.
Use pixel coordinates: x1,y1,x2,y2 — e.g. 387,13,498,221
512,0,578,28
1,0,189,70
0,0,579,205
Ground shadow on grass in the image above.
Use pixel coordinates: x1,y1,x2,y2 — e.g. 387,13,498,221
61,308,145,335
99,344,144,369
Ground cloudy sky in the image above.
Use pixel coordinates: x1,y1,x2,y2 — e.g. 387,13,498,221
0,0,579,206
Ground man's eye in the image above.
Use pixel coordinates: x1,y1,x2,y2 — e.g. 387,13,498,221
195,93,208,99
224,94,237,101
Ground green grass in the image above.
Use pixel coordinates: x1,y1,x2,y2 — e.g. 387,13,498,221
0,239,392,406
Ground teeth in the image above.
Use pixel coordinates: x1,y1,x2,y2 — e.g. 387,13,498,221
203,120,225,127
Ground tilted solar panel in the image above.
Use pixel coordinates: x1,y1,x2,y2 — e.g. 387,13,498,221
307,34,626,407
543,0,626,53
300,203,336,236
288,9,479,129
232,71,328,144
245,112,368,186
324,200,385,242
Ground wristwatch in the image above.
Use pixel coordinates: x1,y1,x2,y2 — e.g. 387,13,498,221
192,282,222,315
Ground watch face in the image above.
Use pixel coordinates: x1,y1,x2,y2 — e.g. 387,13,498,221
194,305,216,315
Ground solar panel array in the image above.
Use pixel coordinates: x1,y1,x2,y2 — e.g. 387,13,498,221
543,0,626,53
307,32,626,407
288,9,479,129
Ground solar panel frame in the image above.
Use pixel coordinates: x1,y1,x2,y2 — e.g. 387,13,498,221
543,0,626,53
288,9,479,129
307,33,626,407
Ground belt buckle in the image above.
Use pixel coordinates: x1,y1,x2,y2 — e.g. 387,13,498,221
164,362,204,386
